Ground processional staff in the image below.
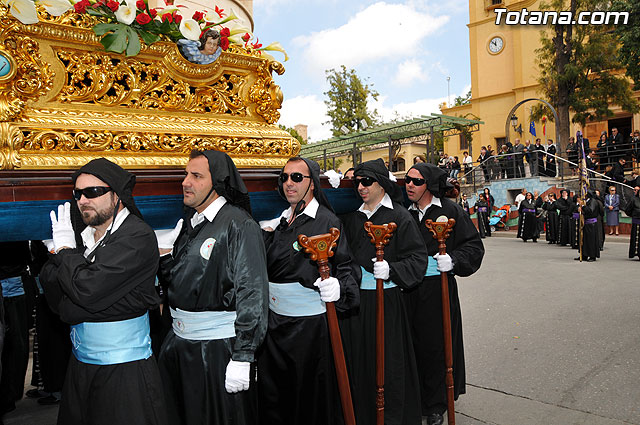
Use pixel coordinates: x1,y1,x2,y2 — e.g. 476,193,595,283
297,228,356,425
425,217,457,425
363,221,396,425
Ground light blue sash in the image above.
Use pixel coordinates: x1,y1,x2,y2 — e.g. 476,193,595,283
70,312,152,365
269,282,326,317
360,267,397,290
170,308,237,340
425,256,440,277
1,276,24,298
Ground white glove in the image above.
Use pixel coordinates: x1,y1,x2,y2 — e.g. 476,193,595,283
433,253,454,272
371,258,390,280
225,360,251,393
50,202,76,253
43,239,55,253
313,277,340,302
154,219,183,249
324,169,341,189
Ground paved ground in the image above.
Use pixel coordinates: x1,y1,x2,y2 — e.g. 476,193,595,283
4,231,639,425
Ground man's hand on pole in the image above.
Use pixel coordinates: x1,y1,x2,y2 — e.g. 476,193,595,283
154,219,183,253
371,258,390,280
433,253,453,272
225,360,250,393
50,202,76,253
313,277,340,302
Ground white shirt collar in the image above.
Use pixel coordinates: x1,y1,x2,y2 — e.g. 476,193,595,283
358,193,393,219
190,196,227,228
81,207,130,258
408,196,442,221
258,197,319,230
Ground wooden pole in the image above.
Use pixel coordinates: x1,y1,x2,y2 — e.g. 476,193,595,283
363,221,397,425
424,218,457,425
297,228,356,425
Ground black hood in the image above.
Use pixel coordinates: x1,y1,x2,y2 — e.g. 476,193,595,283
409,163,450,198
278,157,334,213
201,150,251,214
354,159,403,204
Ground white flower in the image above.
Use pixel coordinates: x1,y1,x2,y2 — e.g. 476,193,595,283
179,18,201,41
114,0,136,25
36,0,73,16
4,0,39,24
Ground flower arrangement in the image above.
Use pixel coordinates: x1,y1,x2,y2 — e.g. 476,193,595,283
2,0,288,59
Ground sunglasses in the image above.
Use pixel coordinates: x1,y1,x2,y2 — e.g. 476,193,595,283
72,186,112,200
354,177,377,187
404,176,426,186
279,172,311,183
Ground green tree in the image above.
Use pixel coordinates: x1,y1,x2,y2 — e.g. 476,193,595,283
536,0,638,150
316,158,343,171
324,65,380,137
279,124,306,145
614,0,640,90
454,89,472,106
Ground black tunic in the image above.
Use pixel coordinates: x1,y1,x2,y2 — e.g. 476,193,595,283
543,201,559,242
39,214,166,425
158,203,268,425
556,198,572,246
577,198,600,259
475,200,491,238
404,198,484,415
341,202,427,425
259,203,360,425
517,200,538,241
624,196,640,259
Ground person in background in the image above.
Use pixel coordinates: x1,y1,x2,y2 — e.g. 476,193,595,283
623,186,640,260
343,168,355,179
517,192,539,243
556,190,573,247
475,194,491,239
545,139,557,177
450,156,461,180
462,151,473,183
514,188,526,209
543,193,559,244
604,186,620,236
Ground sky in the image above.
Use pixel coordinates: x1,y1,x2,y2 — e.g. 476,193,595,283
252,0,472,143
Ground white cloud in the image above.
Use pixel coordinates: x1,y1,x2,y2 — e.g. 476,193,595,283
292,2,449,75
371,94,446,122
278,95,333,142
393,58,428,87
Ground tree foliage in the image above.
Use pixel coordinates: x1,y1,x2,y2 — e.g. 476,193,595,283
278,124,306,145
613,0,640,90
536,0,639,149
324,65,380,137
454,89,472,107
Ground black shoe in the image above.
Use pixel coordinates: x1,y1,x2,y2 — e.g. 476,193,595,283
587,258,596,262
37,395,60,405
532,239,537,242
26,389,44,399
574,257,582,261
426,413,444,425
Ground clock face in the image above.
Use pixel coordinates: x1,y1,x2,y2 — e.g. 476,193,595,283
488,36,504,54
0,53,11,78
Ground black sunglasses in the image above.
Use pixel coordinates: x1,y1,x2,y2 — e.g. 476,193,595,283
404,176,426,186
73,186,112,200
279,172,311,183
354,177,377,187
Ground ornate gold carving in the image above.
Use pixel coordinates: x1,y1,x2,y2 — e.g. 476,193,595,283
0,122,23,170
249,61,283,124
0,18,54,121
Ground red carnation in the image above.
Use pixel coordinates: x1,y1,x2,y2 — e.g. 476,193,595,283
192,11,204,21
149,8,157,17
220,36,229,51
106,0,119,11
161,12,172,22
136,12,152,24
173,11,182,23
136,0,145,9
220,27,230,37
241,32,250,42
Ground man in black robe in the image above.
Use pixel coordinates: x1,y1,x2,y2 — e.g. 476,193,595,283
258,157,359,425
543,193,559,243
575,191,600,262
157,150,268,425
39,158,167,425
404,163,484,425
474,194,491,238
340,159,427,425
557,190,572,246
624,186,640,260
530,139,546,176
518,192,539,242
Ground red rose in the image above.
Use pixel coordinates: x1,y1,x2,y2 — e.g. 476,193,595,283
192,11,204,21
161,12,172,22
220,36,229,51
106,0,119,11
241,32,250,42
220,27,230,37
74,0,90,13
149,8,157,17
136,12,151,24
173,12,182,23
136,0,145,10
